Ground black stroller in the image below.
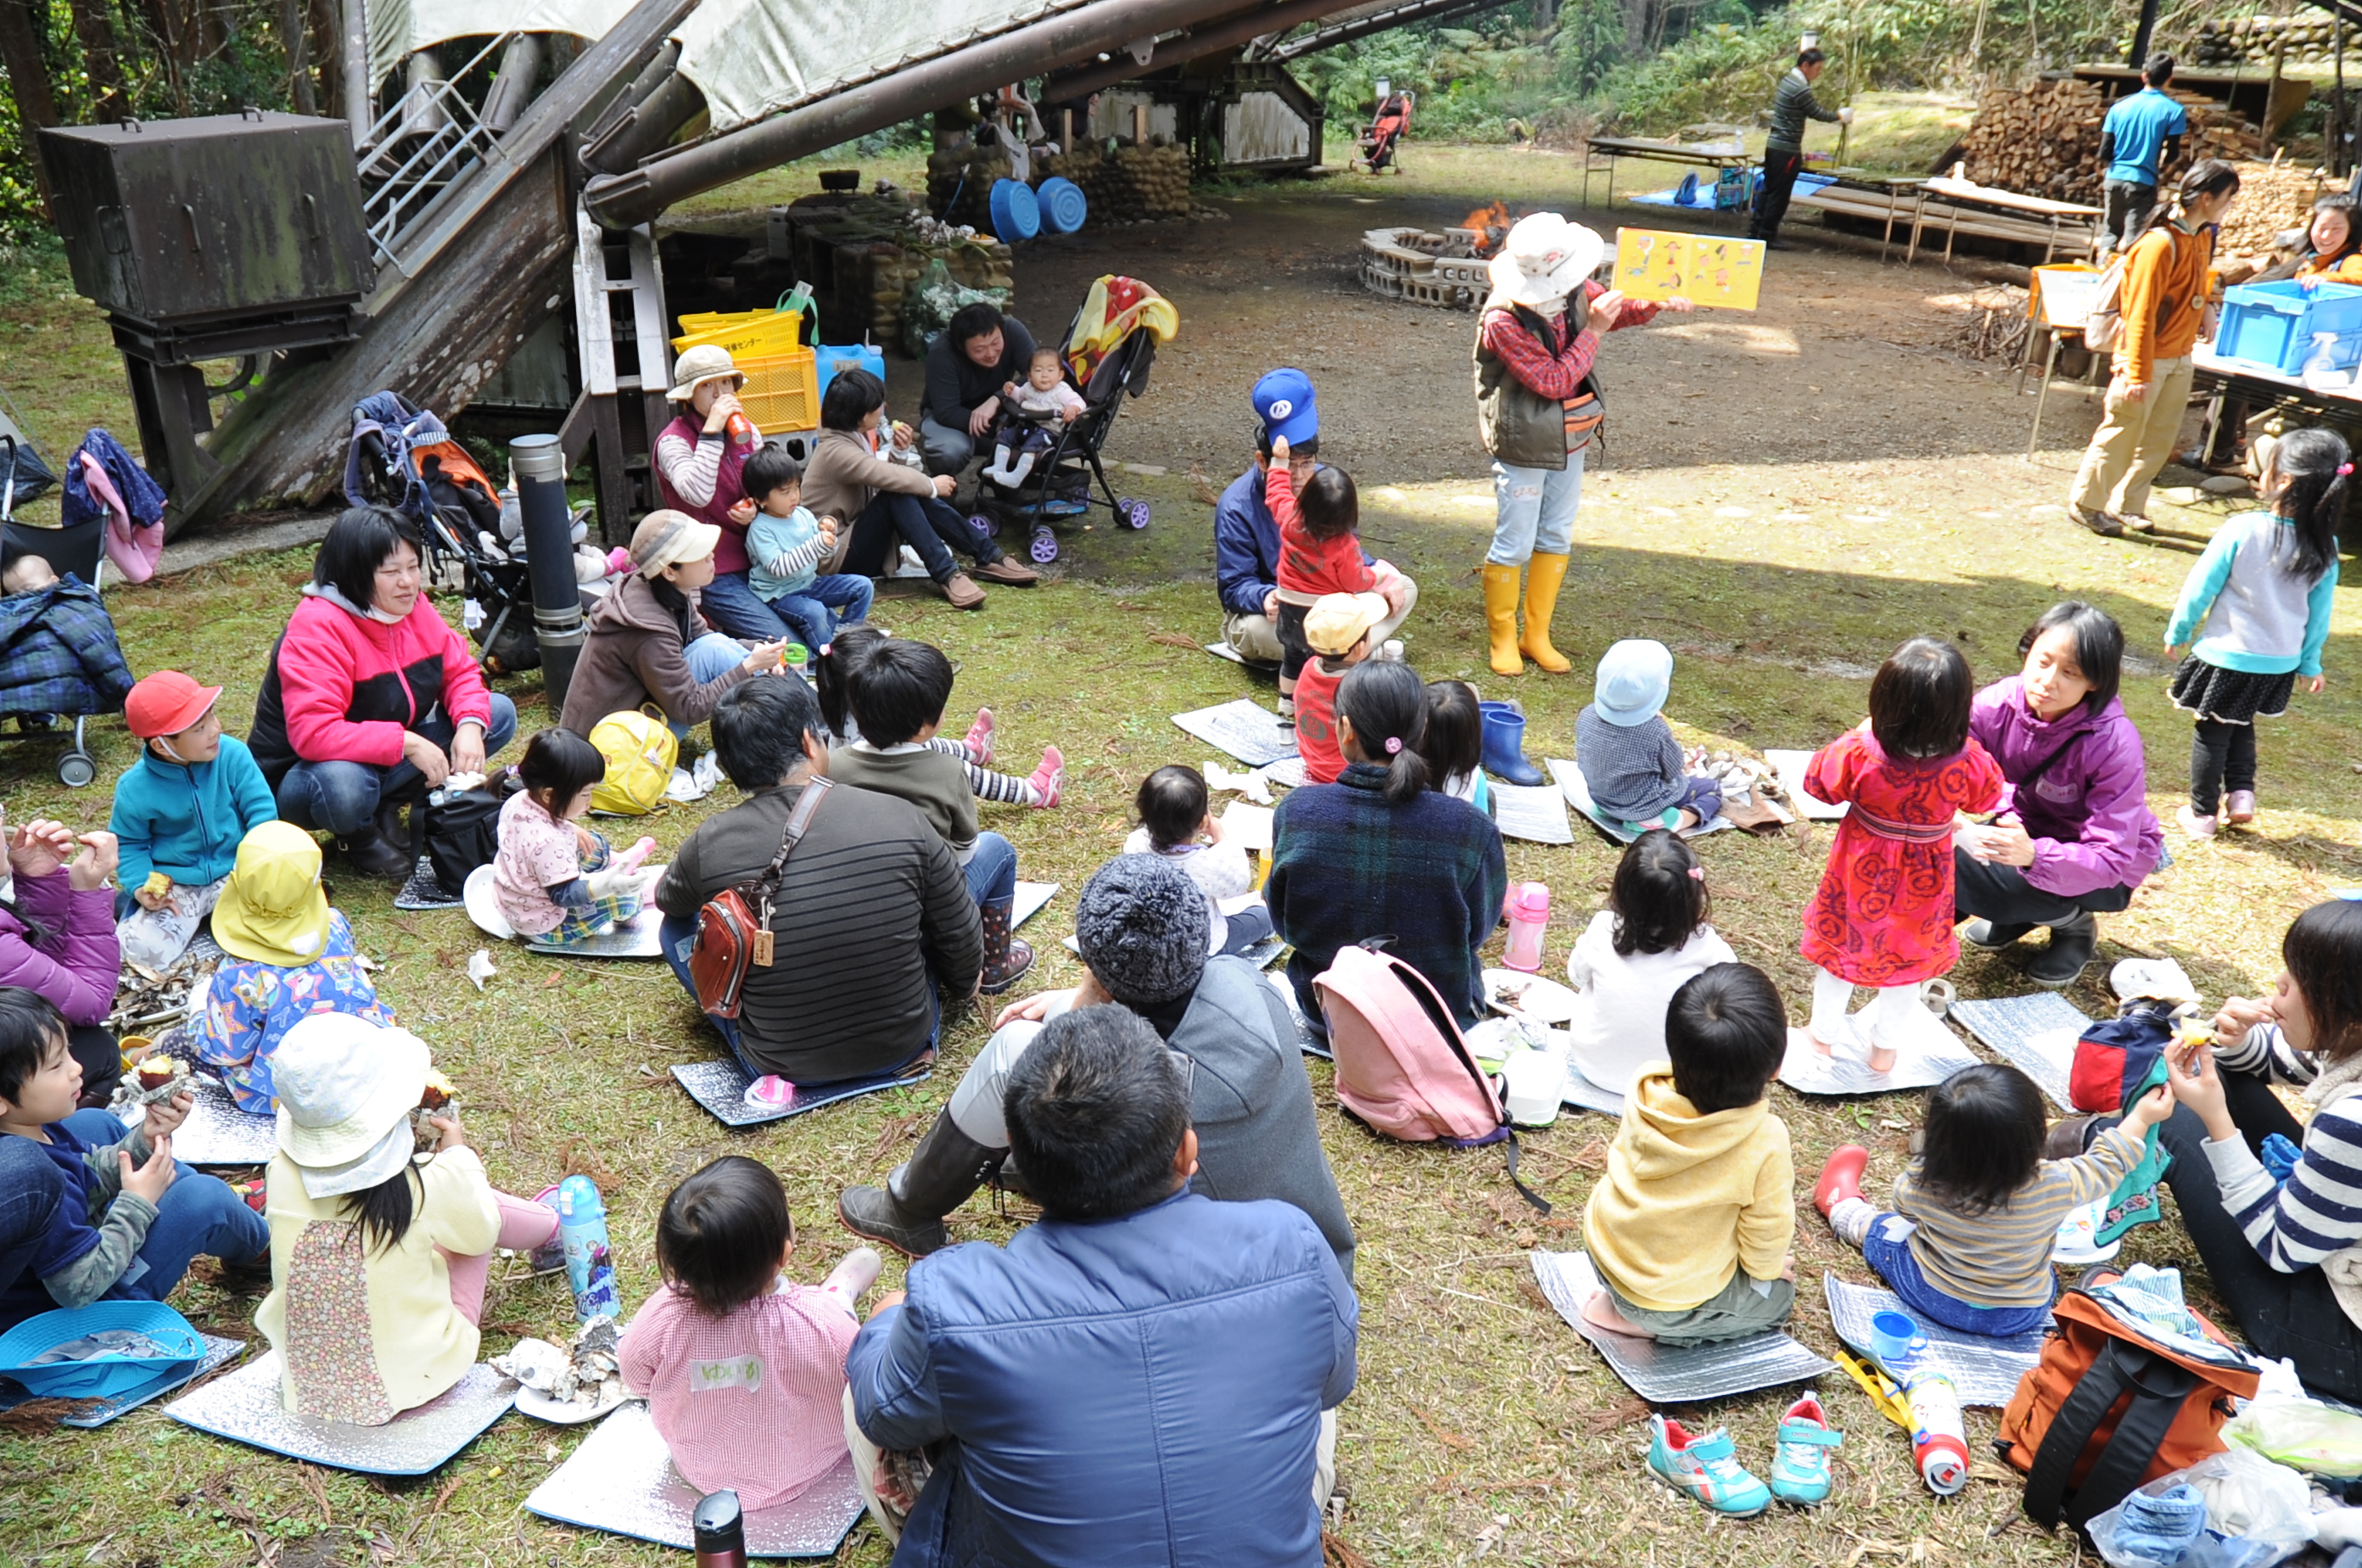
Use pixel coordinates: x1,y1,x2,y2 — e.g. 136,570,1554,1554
965,290,1167,563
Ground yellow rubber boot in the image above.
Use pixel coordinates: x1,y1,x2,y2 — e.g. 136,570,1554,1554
1519,552,1575,674
1481,563,1525,676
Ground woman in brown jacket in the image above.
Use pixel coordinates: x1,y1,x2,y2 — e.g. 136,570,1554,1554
801,369,1037,612
2070,160,2242,536
558,511,786,737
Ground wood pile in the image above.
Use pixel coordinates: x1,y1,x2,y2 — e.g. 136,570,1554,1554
1038,141,1195,223
2215,158,2330,258
1960,80,2266,204
2195,14,2354,67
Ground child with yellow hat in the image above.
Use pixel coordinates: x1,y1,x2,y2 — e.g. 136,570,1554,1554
186,822,394,1113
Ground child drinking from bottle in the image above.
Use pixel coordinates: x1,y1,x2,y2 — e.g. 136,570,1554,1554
1816,1063,2170,1334
492,728,659,947
2163,425,2344,838
620,1156,882,1509
1799,638,2004,1072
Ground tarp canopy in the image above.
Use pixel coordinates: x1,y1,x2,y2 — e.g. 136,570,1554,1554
668,0,1099,133
365,0,641,88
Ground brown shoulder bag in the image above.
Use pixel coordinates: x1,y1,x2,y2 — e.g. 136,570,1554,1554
690,778,831,1018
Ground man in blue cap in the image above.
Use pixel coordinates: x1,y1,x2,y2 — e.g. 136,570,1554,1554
1212,371,1383,700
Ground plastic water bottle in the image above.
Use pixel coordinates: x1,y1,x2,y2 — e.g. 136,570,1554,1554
1905,1367,1970,1494
692,1491,747,1568
1503,882,1550,972
554,1174,621,1321
2303,331,2354,393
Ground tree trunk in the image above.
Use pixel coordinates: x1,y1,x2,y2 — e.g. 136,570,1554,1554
277,0,316,113
308,0,342,120
70,0,130,120
0,0,59,213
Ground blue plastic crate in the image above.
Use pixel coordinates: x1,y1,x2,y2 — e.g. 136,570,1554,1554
2215,279,2362,374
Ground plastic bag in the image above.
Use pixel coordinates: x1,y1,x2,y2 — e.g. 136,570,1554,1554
2226,1395,2362,1479
900,257,1010,360
2089,1451,2313,1568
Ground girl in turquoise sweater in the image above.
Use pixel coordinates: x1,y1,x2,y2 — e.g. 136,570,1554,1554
108,671,278,968
2164,428,2344,838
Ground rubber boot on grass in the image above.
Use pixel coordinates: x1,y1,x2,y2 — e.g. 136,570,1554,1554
838,1111,1002,1257
1518,552,1574,674
978,894,1034,995
1481,563,1524,677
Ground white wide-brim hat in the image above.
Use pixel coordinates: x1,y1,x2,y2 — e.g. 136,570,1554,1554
1486,212,1604,309
271,1014,432,1197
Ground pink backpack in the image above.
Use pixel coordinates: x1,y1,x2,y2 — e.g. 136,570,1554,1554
1313,942,1549,1213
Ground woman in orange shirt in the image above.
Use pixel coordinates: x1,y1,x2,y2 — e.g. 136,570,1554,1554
2070,160,2242,537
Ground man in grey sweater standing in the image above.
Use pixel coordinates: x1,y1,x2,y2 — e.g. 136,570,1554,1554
1751,47,1850,249
840,853,1356,1276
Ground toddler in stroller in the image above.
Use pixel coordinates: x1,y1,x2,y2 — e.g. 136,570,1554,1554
981,348,1086,490
0,543,133,787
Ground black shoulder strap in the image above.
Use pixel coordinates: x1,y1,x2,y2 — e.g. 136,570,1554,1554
751,777,832,925
2021,1338,2200,1529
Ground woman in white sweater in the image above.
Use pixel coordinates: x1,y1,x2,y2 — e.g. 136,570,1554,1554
1564,830,1735,1097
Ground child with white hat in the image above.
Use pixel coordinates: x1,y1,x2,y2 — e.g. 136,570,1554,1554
255,1012,561,1424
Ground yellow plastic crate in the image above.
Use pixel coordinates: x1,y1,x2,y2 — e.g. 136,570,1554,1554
737,348,820,433
671,308,809,361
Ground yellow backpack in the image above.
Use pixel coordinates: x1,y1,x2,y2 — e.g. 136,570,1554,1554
587,709,677,815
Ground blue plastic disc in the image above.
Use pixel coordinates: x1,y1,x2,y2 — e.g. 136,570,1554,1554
988,179,1041,243
1036,176,1089,234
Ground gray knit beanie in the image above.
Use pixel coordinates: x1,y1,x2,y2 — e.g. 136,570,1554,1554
1074,854,1210,1007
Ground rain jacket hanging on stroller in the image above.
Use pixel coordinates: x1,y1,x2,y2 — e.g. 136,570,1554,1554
59,429,167,585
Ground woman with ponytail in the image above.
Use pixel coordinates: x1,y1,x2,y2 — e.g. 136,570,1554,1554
1266,660,1507,1034
2163,424,2345,837
2070,159,2242,536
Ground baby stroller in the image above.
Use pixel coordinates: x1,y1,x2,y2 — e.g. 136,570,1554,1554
1353,91,1414,173
345,393,543,674
968,276,1178,563
0,508,132,788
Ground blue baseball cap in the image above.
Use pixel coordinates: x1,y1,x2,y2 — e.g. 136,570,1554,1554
1252,368,1318,445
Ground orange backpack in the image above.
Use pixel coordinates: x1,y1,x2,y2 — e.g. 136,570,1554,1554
1998,1282,2260,1531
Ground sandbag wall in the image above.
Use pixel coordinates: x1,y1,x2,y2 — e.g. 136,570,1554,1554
769,190,1015,347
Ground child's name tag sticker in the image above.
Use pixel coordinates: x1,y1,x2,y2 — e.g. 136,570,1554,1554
690,1356,763,1394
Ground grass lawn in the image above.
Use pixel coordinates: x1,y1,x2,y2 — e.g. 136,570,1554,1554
0,139,2354,1567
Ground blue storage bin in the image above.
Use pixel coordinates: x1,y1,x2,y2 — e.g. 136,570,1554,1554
2214,279,2362,374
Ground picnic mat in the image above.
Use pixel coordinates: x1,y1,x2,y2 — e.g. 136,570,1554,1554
163,1076,277,1167
1011,881,1057,928
1763,750,1845,819
167,1351,514,1474
0,1333,244,1428
1531,1250,1837,1403
524,907,667,960
1823,1274,2048,1408
671,1059,933,1128
1777,1005,1979,1098
1951,992,2089,1112
1492,781,1575,845
1172,699,1300,768
1549,760,1734,844
524,1403,865,1558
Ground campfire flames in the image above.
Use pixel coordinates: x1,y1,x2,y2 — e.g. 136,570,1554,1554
1458,202,1514,257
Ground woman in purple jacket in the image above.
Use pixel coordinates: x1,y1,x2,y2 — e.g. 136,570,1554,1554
1955,602,2164,988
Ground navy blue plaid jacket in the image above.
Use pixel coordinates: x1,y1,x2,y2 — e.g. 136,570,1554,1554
0,580,133,716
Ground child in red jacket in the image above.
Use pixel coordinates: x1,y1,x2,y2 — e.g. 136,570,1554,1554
1268,434,1414,720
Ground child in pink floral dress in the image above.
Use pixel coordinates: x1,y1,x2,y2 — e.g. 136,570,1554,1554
1800,637,2004,1072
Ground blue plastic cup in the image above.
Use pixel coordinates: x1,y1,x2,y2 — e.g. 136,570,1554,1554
1870,1309,1919,1366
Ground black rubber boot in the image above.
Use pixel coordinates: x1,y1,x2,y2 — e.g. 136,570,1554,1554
338,823,411,878
838,1111,1002,1257
2025,911,2098,988
977,895,1034,995
1962,918,2035,949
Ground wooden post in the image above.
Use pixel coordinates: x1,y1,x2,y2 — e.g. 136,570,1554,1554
1059,106,1072,148
1133,101,1149,144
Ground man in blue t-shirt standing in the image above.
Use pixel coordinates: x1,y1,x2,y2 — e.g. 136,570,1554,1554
2099,53,2189,254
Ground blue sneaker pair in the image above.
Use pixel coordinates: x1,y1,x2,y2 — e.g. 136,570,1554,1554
1647,1396,1842,1517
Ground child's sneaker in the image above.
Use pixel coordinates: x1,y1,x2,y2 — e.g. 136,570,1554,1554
965,708,996,765
1027,746,1064,809
1276,697,1296,725
2177,804,2218,839
1766,1395,1843,1506
2225,788,2257,825
1647,1414,1771,1518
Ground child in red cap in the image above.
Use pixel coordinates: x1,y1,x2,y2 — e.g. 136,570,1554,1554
108,670,279,968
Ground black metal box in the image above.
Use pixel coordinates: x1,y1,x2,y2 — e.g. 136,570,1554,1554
41,110,375,334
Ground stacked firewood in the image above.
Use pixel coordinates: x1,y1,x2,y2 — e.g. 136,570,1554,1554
1961,79,2266,203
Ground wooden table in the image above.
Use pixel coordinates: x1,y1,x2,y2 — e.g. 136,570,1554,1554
1581,135,1753,212
2190,344,2362,467
1906,178,2101,266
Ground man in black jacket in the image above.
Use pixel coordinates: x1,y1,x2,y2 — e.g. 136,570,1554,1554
919,302,1038,474
655,678,982,1087
1750,47,1850,249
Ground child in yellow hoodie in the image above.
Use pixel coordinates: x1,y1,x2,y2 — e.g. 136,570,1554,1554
1582,961,1795,1345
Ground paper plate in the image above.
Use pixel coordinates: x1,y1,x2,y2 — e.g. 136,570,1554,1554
1036,176,1089,233
463,865,516,941
988,180,1041,243
516,1383,631,1425
1483,969,1580,1026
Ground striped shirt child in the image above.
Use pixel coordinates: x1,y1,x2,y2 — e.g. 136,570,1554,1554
2205,1024,2362,1274
1889,1128,2145,1309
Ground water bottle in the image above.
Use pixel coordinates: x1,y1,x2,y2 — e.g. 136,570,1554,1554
1905,1367,1969,1494
2304,331,2354,393
692,1491,748,1568
554,1174,621,1321
1503,882,1550,972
